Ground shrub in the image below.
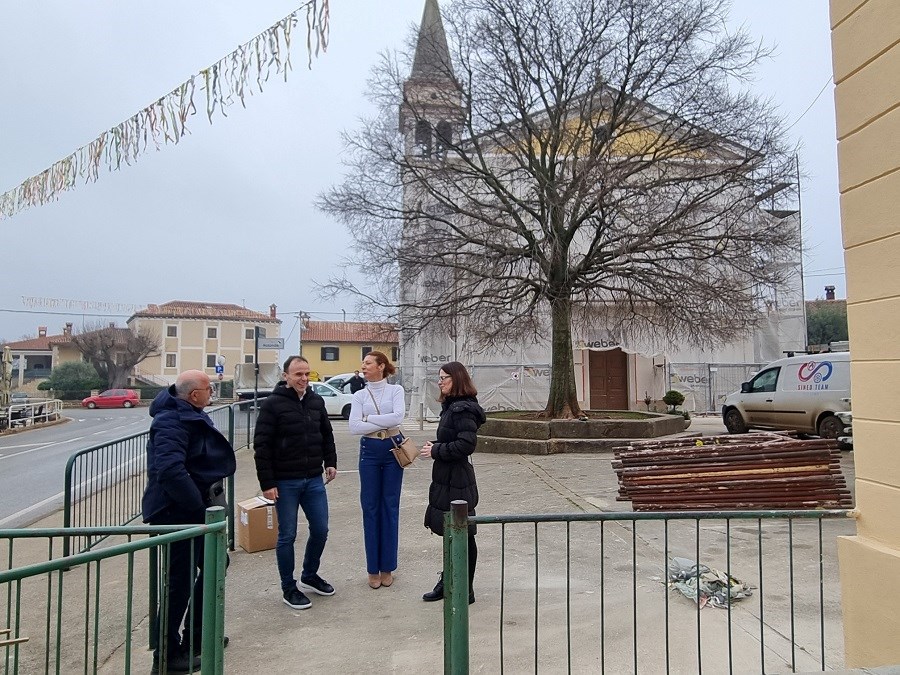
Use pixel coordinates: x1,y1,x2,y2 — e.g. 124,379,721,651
662,389,685,411
45,362,105,392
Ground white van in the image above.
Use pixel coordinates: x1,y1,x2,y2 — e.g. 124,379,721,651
722,353,851,438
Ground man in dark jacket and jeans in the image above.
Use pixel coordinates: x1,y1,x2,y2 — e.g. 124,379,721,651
142,369,236,674
254,355,338,610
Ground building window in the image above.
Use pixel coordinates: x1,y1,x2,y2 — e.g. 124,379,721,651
436,120,452,156
415,120,432,157
321,346,340,362
165,353,177,368
166,325,177,337
361,346,372,359
244,355,254,363
245,328,254,340
392,346,400,362
207,327,217,339
206,355,217,368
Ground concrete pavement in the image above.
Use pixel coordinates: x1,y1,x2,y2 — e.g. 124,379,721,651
5,415,861,674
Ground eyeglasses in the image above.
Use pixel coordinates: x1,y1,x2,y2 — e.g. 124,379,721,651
438,375,452,382
192,386,214,394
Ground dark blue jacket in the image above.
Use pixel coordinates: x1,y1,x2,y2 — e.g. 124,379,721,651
141,386,236,523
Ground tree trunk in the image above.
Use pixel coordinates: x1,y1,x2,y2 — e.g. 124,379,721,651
543,296,582,419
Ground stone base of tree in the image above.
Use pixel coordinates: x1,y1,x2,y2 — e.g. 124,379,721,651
478,413,692,455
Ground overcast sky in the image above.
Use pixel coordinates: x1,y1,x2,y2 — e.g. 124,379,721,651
0,0,842,345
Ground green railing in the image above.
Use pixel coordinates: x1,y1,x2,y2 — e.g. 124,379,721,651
443,502,855,674
1,507,227,674
62,402,258,556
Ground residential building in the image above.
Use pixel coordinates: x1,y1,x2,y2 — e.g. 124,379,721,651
300,321,399,380
830,0,900,666
3,324,83,388
128,301,282,385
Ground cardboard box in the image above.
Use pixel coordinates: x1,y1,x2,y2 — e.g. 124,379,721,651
236,496,279,553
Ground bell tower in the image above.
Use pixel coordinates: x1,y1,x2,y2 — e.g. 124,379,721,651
400,0,464,159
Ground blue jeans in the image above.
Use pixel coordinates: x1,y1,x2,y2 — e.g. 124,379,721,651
274,477,329,592
359,437,405,575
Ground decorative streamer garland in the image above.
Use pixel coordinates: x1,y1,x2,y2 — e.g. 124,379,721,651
0,0,329,220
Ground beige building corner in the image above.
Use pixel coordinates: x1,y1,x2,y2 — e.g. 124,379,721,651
831,0,900,667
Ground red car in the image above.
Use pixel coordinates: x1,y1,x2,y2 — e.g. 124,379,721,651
81,389,140,409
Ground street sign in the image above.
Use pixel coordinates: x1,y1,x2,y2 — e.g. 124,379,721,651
215,364,224,374
257,337,284,350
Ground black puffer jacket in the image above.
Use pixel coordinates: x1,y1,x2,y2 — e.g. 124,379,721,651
424,396,486,536
253,383,337,491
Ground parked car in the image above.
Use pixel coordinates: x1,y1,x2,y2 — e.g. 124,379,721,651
722,353,851,438
81,389,140,409
10,392,29,403
324,373,357,394
309,381,353,419
836,398,853,450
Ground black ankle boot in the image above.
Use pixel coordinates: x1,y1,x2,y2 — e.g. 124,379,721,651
422,573,444,602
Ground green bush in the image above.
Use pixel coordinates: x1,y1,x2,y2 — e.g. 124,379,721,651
662,389,685,411
45,362,105,392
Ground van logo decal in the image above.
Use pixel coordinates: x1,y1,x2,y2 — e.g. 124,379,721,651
798,361,833,384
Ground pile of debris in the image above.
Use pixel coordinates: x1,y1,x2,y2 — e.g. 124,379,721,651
613,432,852,510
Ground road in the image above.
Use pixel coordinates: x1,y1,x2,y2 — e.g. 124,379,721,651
0,407,150,527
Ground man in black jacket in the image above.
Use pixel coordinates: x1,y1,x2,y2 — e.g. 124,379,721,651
348,370,366,394
254,355,338,611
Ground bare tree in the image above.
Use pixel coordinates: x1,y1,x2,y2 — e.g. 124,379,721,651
72,323,160,389
319,0,798,418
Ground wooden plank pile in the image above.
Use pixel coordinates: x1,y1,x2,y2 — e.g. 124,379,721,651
612,432,852,510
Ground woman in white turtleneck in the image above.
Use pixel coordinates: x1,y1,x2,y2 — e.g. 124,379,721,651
348,350,407,589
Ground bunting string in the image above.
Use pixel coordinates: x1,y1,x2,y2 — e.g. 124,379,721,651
0,0,329,220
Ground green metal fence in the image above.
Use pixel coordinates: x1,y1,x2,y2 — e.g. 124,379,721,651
443,502,855,674
62,402,257,556
1,507,227,675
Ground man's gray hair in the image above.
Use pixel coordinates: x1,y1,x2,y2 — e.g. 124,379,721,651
174,370,206,400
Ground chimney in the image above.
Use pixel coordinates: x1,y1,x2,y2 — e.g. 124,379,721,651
38,326,47,338
270,304,277,319
63,322,73,337
825,285,836,301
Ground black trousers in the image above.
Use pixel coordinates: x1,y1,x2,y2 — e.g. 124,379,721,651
150,512,205,656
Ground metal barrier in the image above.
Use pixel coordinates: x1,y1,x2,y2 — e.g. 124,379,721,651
0,508,227,674
443,502,855,674
2,399,63,430
62,402,258,556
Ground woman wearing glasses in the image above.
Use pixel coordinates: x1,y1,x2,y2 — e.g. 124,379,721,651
348,350,407,589
420,361,486,604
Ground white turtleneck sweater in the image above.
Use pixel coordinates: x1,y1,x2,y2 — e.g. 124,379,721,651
348,379,406,435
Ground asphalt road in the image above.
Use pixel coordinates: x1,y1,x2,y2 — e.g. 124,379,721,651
0,406,151,527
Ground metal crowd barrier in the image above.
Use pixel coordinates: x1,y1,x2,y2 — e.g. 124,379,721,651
0,508,227,674
3,399,63,430
443,502,855,674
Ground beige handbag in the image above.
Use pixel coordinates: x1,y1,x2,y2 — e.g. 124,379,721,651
367,387,417,467
390,434,418,467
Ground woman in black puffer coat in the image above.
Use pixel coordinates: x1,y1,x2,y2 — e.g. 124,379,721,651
419,361,486,604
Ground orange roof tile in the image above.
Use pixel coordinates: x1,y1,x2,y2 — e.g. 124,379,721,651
303,321,398,344
130,301,280,323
